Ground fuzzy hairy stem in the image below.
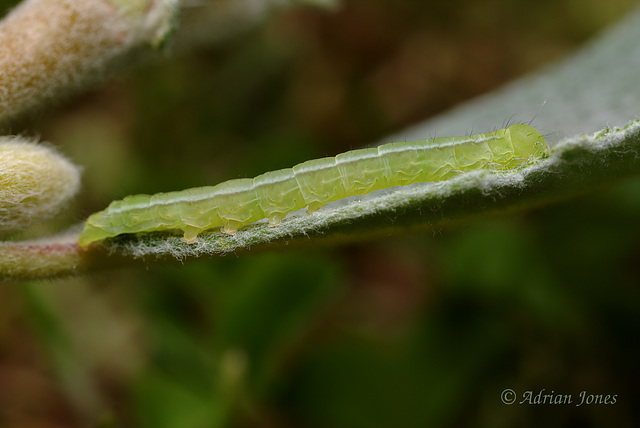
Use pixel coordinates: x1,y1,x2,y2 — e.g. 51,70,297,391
0,0,338,124
0,0,176,124
0,232,130,280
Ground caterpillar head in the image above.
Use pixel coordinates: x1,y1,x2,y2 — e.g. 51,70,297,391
507,124,550,160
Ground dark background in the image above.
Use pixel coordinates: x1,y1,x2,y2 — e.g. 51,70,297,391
1,0,639,426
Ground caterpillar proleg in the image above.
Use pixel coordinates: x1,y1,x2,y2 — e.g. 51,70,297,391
78,124,548,247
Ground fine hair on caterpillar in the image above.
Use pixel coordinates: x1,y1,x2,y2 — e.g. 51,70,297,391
78,124,549,247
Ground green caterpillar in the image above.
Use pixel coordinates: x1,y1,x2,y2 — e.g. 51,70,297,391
78,124,548,247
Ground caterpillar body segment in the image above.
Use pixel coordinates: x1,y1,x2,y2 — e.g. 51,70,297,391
253,168,306,226
78,124,549,247
293,157,348,213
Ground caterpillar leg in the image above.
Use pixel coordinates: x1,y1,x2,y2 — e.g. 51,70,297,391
510,155,537,168
220,222,239,235
435,168,464,180
306,202,324,214
268,213,285,227
181,225,202,244
484,161,510,171
486,157,530,170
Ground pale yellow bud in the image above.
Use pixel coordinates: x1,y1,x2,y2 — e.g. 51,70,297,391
0,137,80,233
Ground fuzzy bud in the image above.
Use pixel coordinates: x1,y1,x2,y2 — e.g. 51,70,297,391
0,136,81,233
0,0,178,123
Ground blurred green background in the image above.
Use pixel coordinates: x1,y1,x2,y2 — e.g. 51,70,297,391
1,0,639,427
